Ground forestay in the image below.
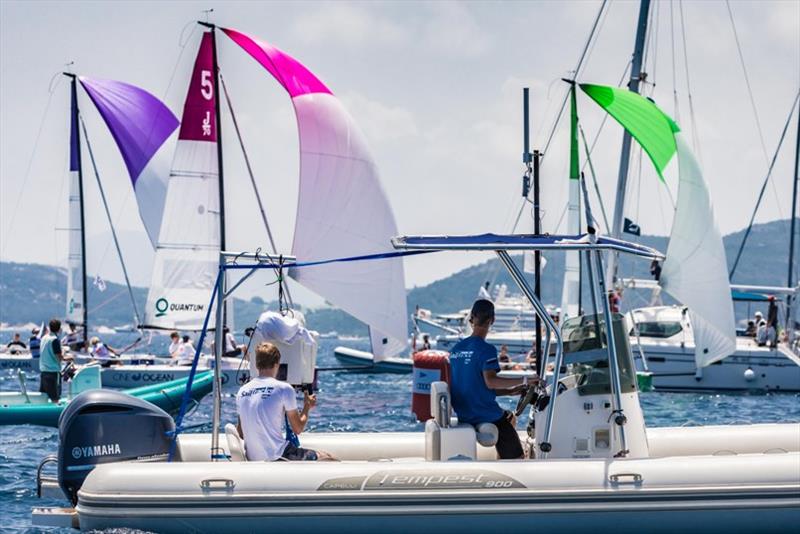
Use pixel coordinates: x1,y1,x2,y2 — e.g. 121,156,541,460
79,77,179,247
142,32,221,330
221,27,408,359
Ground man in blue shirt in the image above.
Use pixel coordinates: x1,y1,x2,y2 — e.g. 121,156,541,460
449,299,537,459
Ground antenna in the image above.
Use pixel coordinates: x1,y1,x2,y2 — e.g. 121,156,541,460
202,8,214,22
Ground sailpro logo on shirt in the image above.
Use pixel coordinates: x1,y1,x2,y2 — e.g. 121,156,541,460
449,350,473,364
240,386,276,399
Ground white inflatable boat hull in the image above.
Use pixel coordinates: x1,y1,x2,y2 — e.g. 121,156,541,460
74,424,800,533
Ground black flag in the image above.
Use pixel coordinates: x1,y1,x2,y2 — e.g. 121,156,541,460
624,217,641,236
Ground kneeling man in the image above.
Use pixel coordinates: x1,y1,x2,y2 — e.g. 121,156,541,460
236,342,335,461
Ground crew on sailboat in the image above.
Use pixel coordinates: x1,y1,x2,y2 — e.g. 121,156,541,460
89,336,120,366
236,342,335,462
6,333,27,352
168,332,182,358
40,319,71,402
62,322,84,352
448,299,536,459
29,327,41,359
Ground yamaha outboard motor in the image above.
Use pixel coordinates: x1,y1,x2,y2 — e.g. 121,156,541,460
57,389,175,505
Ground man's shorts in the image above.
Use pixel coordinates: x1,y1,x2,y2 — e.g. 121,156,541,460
491,410,524,459
280,443,319,461
40,372,61,403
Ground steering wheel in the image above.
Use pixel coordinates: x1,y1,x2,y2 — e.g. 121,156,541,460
515,383,540,416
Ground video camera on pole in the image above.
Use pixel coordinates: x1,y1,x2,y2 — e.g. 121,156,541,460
248,310,318,392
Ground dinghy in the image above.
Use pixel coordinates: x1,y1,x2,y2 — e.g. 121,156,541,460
0,365,212,427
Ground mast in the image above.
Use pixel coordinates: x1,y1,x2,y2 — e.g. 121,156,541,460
66,73,89,344
199,22,228,329
523,88,543,374
607,0,652,283
786,105,800,334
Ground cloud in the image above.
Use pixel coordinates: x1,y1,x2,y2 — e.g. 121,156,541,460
422,2,492,57
288,3,406,48
340,91,419,142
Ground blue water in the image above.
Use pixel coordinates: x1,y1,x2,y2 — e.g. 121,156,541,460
1,334,799,532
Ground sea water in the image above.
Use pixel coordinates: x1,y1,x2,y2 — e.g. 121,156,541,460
1,333,799,532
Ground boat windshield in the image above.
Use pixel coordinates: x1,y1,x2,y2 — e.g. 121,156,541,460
560,313,638,395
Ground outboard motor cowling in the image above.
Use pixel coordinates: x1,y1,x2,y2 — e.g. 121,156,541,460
57,389,175,504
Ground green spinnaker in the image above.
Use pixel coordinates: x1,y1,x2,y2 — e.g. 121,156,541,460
580,83,680,181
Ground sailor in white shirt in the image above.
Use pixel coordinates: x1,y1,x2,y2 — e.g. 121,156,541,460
168,332,183,357
236,342,335,461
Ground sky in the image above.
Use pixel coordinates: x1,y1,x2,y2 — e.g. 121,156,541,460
1,0,798,308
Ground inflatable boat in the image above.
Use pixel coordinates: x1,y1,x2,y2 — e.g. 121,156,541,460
0,365,213,426
29,236,800,531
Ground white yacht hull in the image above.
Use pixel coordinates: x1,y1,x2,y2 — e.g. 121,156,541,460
633,341,800,393
71,424,800,533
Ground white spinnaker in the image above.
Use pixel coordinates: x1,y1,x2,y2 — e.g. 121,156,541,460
289,94,408,359
560,178,581,320
66,166,84,323
660,133,736,367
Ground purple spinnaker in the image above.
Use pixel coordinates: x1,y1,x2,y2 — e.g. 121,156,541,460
79,77,178,186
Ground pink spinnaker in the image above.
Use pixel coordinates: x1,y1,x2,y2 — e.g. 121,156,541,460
222,27,408,359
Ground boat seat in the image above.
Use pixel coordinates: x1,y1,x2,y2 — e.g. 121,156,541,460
425,381,479,461
225,423,247,461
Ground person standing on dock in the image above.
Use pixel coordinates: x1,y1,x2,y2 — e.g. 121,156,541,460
39,319,70,402
448,299,535,459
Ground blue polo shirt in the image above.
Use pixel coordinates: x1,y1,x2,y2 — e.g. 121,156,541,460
448,336,503,425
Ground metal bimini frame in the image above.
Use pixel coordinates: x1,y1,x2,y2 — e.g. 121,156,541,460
392,233,663,459
209,251,297,460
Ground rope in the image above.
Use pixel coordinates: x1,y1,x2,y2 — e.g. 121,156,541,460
729,92,800,279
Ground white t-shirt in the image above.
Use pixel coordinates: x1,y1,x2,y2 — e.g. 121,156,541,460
177,342,195,365
168,340,182,356
224,332,238,353
236,376,298,461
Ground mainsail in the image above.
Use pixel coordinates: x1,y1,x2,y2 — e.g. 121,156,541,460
142,32,221,330
581,83,735,366
79,77,178,246
560,83,581,320
221,27,408,359
66,79,85,324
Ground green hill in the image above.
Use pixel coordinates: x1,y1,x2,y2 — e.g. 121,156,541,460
1,219,794,334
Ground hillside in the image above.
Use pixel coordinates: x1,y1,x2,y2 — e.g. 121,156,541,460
0,219,794,334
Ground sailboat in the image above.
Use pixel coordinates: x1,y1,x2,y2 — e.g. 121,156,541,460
0,73,178,375
100,23,409,386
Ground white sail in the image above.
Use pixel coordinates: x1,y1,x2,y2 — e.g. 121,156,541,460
660,133,736,366
560,178,581,320
66,153,84,324
142,32,221,330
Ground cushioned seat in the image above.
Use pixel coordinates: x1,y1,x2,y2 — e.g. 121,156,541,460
225,423,247,461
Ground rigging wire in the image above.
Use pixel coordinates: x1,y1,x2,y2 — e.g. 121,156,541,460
729,92,800,279
669,0,681,123
724,0,769,165
219,73,293,307
1,72,63,259
538,0,608,163
79,114,143,327
678,0,703,164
